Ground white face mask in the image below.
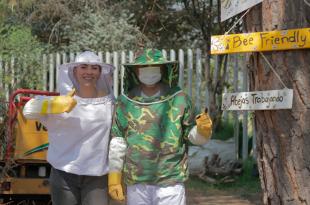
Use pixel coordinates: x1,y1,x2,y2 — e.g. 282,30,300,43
138,66,162,85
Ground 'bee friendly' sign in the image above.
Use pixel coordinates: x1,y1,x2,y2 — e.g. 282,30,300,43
222,89,293,111
211,28,310,54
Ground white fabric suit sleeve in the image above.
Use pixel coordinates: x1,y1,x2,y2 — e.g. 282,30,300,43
188,126,211,145
23,97,46,120
109,137,127,172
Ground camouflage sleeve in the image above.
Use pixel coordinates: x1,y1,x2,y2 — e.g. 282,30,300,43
182,95,196,141
109,99,127,172
111,100,127,139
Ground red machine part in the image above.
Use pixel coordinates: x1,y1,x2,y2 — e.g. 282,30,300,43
5,89,59,162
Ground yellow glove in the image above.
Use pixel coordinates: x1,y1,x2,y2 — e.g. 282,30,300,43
196,108,213,139
24,90,77,115
40,90,77,114
108,172,125,201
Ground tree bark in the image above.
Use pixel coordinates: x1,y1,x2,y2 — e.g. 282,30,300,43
246,0,310,204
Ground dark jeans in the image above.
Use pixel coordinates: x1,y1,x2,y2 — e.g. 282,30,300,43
49,167,108,205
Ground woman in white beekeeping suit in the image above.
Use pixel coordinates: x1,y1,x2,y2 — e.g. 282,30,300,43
23,51,114,205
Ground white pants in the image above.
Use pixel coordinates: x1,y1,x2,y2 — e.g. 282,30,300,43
127,183,186,205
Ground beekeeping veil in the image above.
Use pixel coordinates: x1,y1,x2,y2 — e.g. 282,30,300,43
57,51,114,96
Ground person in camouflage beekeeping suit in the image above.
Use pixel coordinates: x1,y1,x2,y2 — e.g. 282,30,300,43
108,49,212,205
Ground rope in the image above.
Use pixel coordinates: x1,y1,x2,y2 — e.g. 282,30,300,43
259,52,288,88
218,6,290,89
304,0,310,7
224,8,251,35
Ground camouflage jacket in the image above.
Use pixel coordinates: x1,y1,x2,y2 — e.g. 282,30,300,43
111,87,196,185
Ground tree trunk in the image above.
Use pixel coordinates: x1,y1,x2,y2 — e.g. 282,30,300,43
245,0,310,204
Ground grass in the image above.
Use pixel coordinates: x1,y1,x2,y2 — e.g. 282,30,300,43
212,118,235,141
211,116,255,159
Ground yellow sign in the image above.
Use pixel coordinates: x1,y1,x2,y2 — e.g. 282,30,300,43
211,28,310,54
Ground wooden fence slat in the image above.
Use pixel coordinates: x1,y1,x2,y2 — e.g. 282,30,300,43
69,52,75,62
0,57,4,99
21,57,26,89
170,49,176,61
10,57,15,88
187,49,193,98
162,49,167,59
178,49,184,89
121,51,126,95
56,53,61,91
195,49,202,111
62,53,67,63
105,52,111,64
98,51,103,62
42,54,47,91
129,51,134,63
0,57,2,90
4,61,9,100
49,54,54,92
113,51,119,97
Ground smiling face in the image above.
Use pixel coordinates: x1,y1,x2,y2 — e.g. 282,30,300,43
73,64,101,88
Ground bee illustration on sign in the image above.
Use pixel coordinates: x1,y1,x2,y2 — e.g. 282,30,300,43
211,37,226,51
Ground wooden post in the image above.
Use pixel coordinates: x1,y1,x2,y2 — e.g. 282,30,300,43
223,55,230,122
242,54,248,160
233,54,239,160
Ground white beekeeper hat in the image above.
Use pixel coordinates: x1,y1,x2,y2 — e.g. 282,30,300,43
57,51,114,95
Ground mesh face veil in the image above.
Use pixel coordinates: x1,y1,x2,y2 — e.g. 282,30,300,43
57,51,114,96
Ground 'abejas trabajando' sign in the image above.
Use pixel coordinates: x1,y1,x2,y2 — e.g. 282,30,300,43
222,89,293,111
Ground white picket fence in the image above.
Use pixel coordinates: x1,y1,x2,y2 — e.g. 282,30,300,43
0,48,254,160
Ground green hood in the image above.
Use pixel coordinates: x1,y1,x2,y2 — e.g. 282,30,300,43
122,49,181,104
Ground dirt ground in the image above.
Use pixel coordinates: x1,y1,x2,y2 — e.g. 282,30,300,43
1,189,262,205
185,188,262,205
0,185,262,205
110,188,262,205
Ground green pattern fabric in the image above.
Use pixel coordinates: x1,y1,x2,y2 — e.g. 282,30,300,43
112,92,195,185
111,48,196,185
123,49,177,66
